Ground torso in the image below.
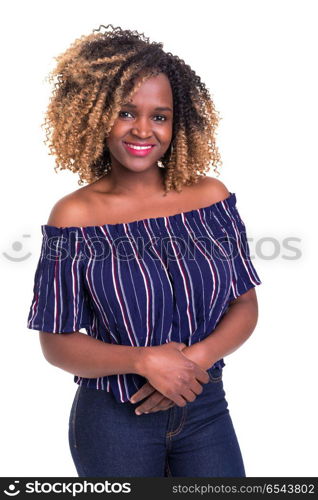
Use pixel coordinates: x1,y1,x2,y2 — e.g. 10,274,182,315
68,174,225,226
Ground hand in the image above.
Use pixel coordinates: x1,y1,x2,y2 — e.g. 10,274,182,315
180,342,211,371
136,341,210,407
131,343,211,415
129,381,175,415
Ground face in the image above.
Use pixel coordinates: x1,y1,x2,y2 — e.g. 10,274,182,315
106,72,173,172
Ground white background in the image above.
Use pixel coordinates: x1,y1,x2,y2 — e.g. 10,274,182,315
1,0,317,477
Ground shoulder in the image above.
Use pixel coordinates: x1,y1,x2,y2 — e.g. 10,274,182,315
46,191,90,227
194,176,231,205
46,175,113,227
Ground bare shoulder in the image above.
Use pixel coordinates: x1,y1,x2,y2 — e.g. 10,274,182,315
194,176,231,205
46,192,89,227
46,176,110,227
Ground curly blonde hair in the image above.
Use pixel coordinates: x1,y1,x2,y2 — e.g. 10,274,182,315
43,24,223,194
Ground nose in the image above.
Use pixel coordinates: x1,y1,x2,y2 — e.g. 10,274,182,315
131,116,153,138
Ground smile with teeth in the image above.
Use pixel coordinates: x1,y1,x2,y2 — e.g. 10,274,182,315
125,143,153,150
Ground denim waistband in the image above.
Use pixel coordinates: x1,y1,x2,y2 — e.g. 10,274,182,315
207,358,225,378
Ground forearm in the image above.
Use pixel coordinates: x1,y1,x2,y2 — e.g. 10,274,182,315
40,331,144,378
182,297,259,370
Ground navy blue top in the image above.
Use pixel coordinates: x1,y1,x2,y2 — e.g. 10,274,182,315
27,192,262,402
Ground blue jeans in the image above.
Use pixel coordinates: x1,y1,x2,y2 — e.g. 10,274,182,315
68,366,246,477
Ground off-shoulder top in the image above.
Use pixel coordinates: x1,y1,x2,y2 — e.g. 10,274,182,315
26,191,262,403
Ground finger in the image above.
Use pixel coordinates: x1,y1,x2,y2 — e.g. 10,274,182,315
149,400,175,413
181,388,197,403
146,396,172,412
135,392,166,414
190,379,204,395
195,367,210,385
169,393,188,407
130,383,156,404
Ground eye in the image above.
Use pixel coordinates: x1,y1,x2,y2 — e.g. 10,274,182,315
153,115,167,122
118,111,168,122
118,111,133,119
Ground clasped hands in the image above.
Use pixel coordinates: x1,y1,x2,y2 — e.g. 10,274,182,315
129,341,210,415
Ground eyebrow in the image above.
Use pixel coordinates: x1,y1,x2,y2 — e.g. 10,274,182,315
121,103,173,112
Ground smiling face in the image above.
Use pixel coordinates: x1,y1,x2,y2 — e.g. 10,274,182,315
106,72,173,173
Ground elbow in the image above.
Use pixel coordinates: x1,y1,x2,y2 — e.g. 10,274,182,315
39,332,57,365
39,331,71,366
42,351,58,367
229,288,259,332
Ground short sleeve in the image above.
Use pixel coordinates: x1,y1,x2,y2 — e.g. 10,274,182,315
222,198,262,302
26,226,93,333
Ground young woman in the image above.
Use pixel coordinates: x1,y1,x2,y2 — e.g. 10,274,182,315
27,24,262,477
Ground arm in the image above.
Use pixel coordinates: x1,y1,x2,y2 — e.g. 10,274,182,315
183,177,260,367
40,332,208,406
40,194,143,379
182,287,259,369
40,331,144,378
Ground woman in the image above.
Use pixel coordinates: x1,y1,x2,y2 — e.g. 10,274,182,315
27,24,262,477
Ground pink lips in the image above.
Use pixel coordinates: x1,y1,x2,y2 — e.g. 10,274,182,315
123,141,155,157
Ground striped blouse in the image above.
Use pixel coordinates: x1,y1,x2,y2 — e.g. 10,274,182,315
27,191,262,403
